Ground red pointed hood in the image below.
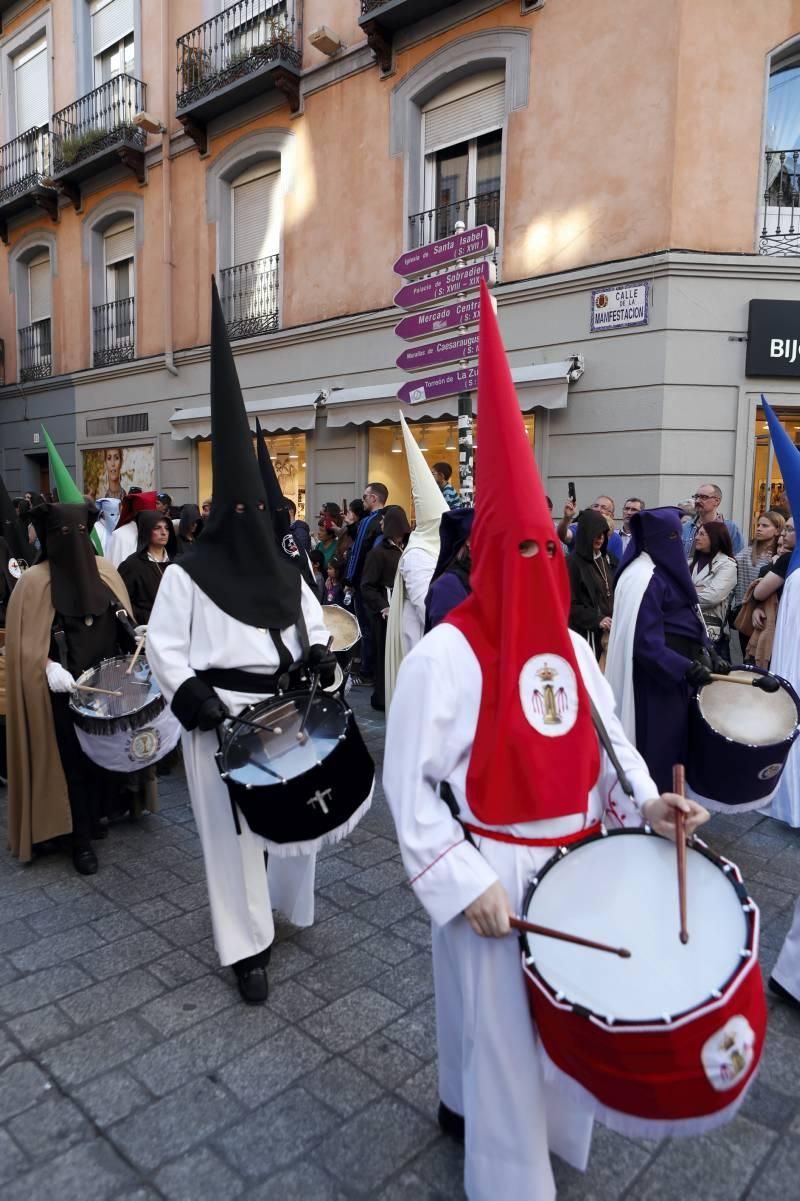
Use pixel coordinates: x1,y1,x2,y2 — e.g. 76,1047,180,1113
116,491,158,529
446,282,600,824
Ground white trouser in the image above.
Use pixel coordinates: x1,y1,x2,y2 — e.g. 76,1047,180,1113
773,896,800,1002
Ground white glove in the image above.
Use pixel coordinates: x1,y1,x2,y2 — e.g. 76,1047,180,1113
46,660,76,693
134,625,147,638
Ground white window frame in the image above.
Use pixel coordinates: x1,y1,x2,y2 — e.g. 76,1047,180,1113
1,12,55,144
230,160,281,266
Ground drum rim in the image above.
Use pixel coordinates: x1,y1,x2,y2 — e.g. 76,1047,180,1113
695,667,800,751
216,689,352,782
68,653,161,723
520,827,758,1028
321,603,361,653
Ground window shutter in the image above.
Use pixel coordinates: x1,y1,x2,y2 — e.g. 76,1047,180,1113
28,257,50,323
232,166,280,265
91,0,135,56
423,75,505,155
104,221,135,264
14,43,48,133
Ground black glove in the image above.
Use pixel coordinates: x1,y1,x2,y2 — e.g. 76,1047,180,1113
685,661,712,688
307,644,338,690
196,695,230,731
709,650,731,675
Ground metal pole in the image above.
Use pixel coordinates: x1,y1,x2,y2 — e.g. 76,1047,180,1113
453,220,474,505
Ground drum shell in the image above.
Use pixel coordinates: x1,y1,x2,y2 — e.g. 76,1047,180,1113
221,707,374,847
687,671,800,811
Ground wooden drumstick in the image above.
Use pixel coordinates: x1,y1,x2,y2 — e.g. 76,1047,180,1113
74,684,123,697
126,635,146,676
709,672,780,693
672,763,689,945
297,636,334,744
509,916,631,959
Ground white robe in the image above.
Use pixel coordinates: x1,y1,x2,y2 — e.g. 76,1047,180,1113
766,570,800,827
107,521,138,568
383,625,657,1201
146,564,329,966
385,545,437,711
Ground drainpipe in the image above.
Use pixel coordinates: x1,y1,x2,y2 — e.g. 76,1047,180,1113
161,0,178,377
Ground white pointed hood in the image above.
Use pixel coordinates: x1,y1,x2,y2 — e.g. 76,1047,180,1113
400,411,449,556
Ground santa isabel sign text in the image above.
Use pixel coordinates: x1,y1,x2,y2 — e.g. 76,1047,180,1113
397,367,478,406
393,225,495,279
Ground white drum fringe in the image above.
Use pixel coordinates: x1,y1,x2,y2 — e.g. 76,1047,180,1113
260,787,374,858
686,782,777,814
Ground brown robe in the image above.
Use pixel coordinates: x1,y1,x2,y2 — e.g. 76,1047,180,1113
6,559,133,862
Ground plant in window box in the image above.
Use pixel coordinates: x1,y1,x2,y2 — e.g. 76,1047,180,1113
58,128,109,166
180,44,211,90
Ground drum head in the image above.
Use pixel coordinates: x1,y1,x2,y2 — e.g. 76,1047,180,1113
525,833,748,1023
699,672,799,747
69,656,160,721
322,605,360,653
223,692,349,787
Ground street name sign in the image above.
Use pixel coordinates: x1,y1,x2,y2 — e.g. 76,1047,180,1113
393,260,495,311
396,331,480,373
397,366,478,405
394,292,496,341
393,225,495,279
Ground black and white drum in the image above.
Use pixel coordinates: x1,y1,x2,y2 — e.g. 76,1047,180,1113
69,655,181,772
688,668,800,812
215,689,374,854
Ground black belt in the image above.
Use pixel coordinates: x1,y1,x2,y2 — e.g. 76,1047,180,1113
196,665,308,694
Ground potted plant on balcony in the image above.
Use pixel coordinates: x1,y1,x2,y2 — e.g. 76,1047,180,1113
58,128,108,166
180,44,211,91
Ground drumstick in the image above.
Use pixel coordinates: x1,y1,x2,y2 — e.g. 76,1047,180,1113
74,684,123,697
672,763,689,945
126,635,146,676
297,636,334,744
709,672,780,693
230,714,282,736
509,916,631,959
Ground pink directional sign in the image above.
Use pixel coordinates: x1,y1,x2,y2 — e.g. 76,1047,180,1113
395,292,496,342
394,225,495,278
396,331,479,374
398,367,478,405
393,260,495,312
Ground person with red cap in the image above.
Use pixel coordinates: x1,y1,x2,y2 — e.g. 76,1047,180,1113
107,490,159,568
383,283,709,1201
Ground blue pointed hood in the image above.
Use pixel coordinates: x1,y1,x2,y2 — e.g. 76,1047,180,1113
763,396,800,577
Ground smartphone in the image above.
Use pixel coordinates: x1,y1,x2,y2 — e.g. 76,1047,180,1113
568,481,577,505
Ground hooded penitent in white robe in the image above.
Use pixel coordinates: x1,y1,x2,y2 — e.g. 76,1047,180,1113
384,624,657,1201
766,569,800,827
385,413,448,709
146,563,330,966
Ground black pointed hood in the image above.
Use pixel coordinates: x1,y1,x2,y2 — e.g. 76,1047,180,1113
32,502,109,617
255,417,316,591
178,280,301,629
0,472,28,562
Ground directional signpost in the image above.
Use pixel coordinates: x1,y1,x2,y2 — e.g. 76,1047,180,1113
393,222,496,503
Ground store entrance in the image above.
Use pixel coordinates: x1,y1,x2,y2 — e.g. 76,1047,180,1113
197,433,307,519
751,402,798,535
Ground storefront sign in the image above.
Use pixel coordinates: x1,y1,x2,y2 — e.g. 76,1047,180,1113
397,366,478,405
590,282,649,332
395,293,496,341
393,225,495,279
396,331,480,373
393,260,495,312
746,299,800,377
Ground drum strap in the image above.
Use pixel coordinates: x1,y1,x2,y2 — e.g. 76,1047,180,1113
51,622,68,670
268,629,294,673
588,697,635,800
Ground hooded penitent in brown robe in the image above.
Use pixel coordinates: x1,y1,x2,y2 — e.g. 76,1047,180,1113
5,558,132,862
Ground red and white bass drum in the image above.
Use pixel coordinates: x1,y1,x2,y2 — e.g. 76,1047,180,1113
519,828,767,1139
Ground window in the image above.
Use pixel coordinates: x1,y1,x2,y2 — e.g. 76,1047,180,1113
95,218,135,363
761,46,800,253
416,71,504,247
18,251,52,381
14,38,48,134
223,0,288,60
222,161,281,337
104,218,134,301
90,0,135,85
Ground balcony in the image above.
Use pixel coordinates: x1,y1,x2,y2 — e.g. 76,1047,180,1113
409,190,500,263
359,0,462,71
93,298,135,368
0,128,58,243
51,75,147,207
176,3,302,154
220,255,280,340
19,319,52,382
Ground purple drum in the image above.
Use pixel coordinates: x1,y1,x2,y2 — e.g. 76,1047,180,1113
687,668,800,812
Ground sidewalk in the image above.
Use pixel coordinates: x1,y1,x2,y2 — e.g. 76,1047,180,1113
0,692,797,1200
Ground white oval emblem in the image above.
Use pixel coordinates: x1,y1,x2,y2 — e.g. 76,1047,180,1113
701,1015,755,1092
128,728,161,763
8,558,22,580
519,654,578,737
281,533,300,559
758,763,783,782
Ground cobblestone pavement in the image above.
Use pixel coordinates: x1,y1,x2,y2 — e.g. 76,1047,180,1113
1,691,800,1200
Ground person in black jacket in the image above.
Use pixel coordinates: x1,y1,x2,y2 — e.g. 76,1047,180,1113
176,504,203,556
361,505,410,711
119,511,177,626
566,508,616,662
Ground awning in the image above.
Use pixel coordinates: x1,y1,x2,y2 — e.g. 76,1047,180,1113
169,393,318,441
323,360,581,428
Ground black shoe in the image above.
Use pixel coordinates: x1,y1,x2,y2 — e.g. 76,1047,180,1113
234,966,269,1005
769,976,800,1012
437,1101,465,1144
72,846,98,876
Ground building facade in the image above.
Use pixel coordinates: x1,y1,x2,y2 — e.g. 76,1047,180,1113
0,0,799,532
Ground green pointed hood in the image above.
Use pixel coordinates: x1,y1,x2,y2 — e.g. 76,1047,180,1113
41,426,103,554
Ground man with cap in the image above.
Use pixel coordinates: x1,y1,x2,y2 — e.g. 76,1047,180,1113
5,500,137,874
384,412,449,708
383,285,709,1201
107,491,159,568
146,283,338,1005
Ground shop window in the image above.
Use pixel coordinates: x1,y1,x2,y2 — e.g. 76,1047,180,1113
751,403,798,532
197,432,306,516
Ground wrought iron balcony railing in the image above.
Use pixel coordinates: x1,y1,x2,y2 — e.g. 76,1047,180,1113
220,255,280,340
760,148,800,255
19,318,52,382
0,127,52,205
409,190,501,258
93,298,135,368
51,74,147,178
176,2,301,114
